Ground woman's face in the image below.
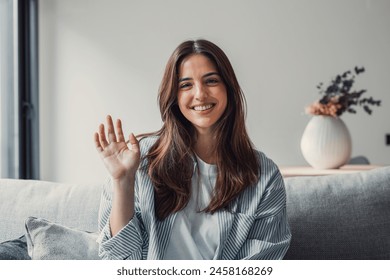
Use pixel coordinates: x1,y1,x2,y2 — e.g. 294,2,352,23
177,54,227,136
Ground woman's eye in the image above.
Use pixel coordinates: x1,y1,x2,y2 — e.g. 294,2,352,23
179,83,191,89
206,78,219,85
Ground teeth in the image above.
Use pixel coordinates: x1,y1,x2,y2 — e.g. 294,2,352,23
193,104,214,111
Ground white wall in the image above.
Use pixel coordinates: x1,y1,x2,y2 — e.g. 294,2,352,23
39,0,390,184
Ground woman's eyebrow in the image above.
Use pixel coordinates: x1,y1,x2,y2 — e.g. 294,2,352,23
178,72,219,83
203,72,219,78
178,77,192,83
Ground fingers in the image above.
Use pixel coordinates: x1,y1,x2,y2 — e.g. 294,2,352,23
116,119,125,143
98,123,109,148
94,132,104,152
106,115,117,143
94,115,130,152
128,133,140,153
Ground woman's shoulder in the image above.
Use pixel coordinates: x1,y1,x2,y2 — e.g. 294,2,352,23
254,149,281,179
233,150,284,214
252,149,284,192
138,135,159,155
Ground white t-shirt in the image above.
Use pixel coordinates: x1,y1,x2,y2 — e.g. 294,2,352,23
164,155,219,259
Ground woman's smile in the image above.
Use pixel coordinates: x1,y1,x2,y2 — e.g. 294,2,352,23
191,103,216,112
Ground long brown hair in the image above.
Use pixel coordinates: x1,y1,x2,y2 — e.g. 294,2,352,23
143,39,260,220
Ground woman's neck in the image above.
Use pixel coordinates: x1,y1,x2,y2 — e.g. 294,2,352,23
194,132,217,164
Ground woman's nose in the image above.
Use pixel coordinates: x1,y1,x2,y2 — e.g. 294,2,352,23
194,83,208,100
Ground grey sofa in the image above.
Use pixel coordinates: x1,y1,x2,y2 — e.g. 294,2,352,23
1,166,389,260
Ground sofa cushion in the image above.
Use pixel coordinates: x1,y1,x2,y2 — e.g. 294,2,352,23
284,166,390,259
0,235,30,260
25,217,100,260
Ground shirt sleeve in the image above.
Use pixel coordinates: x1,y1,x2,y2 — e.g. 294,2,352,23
235,161,292,260
96,176,145,260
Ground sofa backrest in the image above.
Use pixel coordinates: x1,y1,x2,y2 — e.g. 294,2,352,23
0,179,101,243
284,166,390,259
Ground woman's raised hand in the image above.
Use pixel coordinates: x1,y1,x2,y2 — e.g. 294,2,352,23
94,115,140,181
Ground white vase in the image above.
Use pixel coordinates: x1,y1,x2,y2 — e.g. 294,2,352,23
300,115,352,169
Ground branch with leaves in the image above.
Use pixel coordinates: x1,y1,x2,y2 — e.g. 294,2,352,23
306,67,381,117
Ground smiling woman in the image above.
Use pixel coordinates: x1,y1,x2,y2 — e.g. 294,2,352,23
94,39,291,260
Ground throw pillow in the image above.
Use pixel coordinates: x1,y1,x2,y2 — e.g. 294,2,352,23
0,235,30,260
25,217,100,260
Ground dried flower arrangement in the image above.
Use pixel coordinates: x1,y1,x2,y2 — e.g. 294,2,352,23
305,67,381,117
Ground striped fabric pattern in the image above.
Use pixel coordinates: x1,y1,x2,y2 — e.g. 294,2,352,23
97,136,291,260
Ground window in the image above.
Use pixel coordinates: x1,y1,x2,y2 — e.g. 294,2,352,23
0,0,39,179
0,0,18,178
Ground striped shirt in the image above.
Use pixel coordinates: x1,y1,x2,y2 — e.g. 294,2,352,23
97,136,291,260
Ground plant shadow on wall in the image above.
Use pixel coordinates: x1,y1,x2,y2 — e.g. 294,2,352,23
301,67,382,169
